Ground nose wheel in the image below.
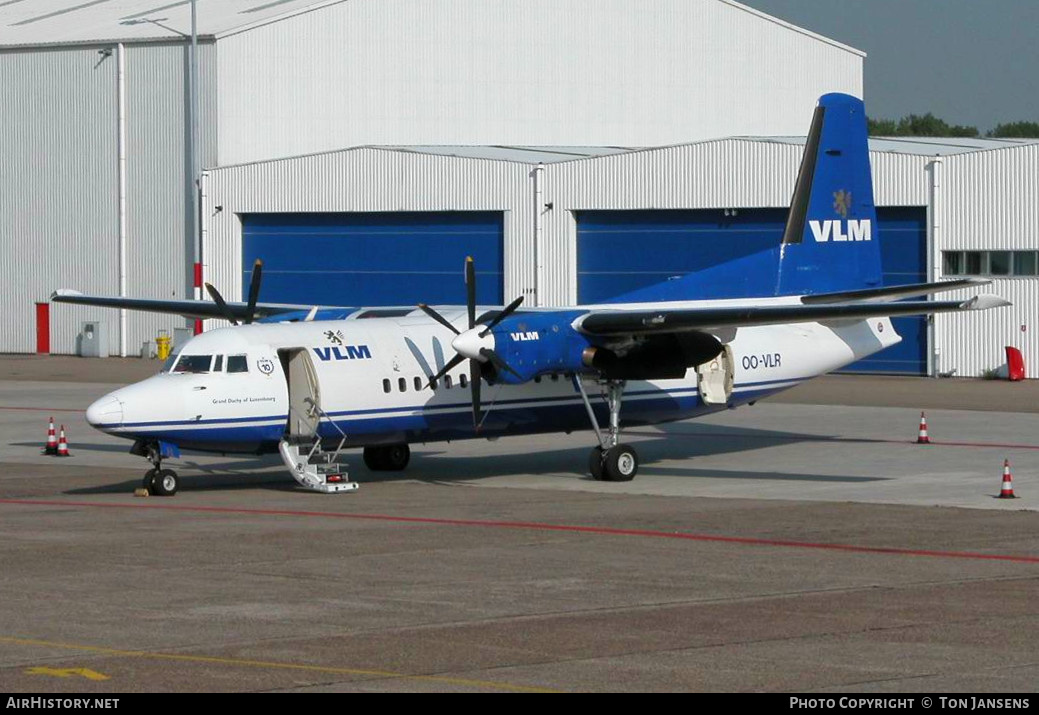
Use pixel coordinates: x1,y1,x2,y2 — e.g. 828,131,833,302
576,379,639,482
139,442,179,496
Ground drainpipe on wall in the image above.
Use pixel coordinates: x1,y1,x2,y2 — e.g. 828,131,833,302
533,162,544,307
117,43,128,358
189,0,202,335
927,155,943,377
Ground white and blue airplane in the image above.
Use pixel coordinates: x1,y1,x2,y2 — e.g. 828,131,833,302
53,94,1008,496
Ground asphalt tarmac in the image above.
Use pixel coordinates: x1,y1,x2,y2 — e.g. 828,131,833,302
1,356,1037,692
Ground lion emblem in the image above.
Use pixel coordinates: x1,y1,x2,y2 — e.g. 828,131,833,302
833,190,852,218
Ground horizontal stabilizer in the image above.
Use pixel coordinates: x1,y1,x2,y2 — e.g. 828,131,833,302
576,294,1010,337
800,278,991,304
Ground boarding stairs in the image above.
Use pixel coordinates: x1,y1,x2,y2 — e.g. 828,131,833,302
278,398,359,493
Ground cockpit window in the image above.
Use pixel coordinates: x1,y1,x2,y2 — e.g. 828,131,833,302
213,355,224,372
227,355,249,373
171,354,213,373
161,351,180,373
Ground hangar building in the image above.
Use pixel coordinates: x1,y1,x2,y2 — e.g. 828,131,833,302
3,1,1036,378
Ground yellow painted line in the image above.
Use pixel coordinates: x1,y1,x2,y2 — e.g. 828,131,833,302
26,666,110,681
2,636,557,693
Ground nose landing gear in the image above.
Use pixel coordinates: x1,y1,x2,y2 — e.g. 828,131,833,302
132,440,179,496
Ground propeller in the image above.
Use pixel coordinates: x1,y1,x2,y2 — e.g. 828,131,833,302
417,256,524,428
204,259,263,325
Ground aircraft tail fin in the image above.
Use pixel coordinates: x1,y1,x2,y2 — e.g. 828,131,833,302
774,92,882,295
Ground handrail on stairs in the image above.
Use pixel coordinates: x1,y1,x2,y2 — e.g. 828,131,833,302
302,397,347,464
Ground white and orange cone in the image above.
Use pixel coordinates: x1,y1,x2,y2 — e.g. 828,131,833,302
916,412,930,444
56,425,70,457
43,417,58,455
999,459,1017,499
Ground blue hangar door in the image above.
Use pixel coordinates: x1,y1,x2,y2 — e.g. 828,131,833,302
576,207,927,374
242,212,504,307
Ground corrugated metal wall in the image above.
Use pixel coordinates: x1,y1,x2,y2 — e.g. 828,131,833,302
934,145,1039,377
0,41,216,355
204,150,533,313
215,0,863,165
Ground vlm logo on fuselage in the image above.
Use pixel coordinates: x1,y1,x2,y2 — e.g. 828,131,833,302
809,219,872,243
312,345,372,361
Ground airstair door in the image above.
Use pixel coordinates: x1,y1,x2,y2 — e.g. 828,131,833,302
279,348,321,441
696,344,734,405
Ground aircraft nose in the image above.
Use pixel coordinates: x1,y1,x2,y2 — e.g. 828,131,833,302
85,395,122,429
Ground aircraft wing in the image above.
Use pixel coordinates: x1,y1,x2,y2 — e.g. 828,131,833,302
576,295,1010,337
50,290,319,321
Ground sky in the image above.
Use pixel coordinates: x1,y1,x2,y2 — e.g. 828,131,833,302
738,0,1039,132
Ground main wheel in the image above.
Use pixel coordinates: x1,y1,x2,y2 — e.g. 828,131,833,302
382,444,410,471
143,468,158,490
363,446,386,471
152,469,179,496
602,444,638,482
588,446,605,480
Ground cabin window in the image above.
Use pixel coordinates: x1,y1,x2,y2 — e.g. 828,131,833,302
213,355,224,372
444,375,452,389
398,377,407,392
383,378,391,393
414,376,423,391
171,354,213,374
459,373,468,388
227,355,249,373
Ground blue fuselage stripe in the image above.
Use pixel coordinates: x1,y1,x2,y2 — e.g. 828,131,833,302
103,379,800,454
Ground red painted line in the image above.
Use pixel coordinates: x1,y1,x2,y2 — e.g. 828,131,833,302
0,406,84,413
2,498,1038,565
662,430,1039,451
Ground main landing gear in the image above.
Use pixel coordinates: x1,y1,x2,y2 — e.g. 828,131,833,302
363,444,411,472
575,378,639,482
134,441,179,496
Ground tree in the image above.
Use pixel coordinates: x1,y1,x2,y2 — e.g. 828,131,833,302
866,113,978,137
988,121,1039,138
867,117,898,135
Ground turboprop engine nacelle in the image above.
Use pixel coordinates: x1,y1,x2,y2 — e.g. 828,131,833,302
473,311,592,385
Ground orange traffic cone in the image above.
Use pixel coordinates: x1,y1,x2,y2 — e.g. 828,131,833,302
56,425,71,457
999,459,1016,499
916,412,930,444
43,417,58,455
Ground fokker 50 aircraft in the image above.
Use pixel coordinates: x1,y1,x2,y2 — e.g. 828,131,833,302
54,94,1008,496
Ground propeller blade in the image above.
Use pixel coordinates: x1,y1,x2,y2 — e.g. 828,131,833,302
425,353,466,389
480,348,521,380
465,256,476,330
204,283,238,325
479,295,524,337
470,358,481,429
418,303,461,335
244,259,263,324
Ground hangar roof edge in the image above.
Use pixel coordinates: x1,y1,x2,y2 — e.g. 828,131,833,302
0,0,863,54
208,137,1039,174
